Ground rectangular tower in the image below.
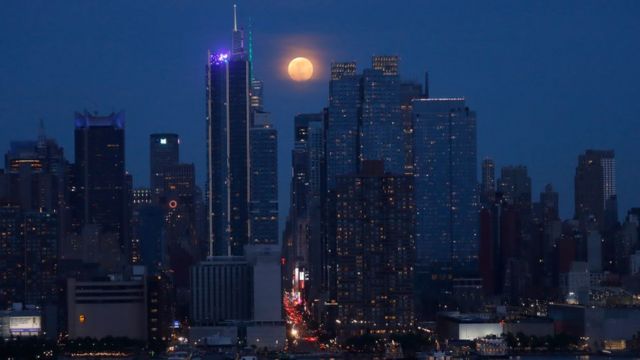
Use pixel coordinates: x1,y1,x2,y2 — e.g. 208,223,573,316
412,98,478,274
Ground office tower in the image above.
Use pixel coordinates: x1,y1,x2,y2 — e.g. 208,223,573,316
412,98,478,273
536,183,559,222
360,56,403,174
481,158,496,207
479,195,525,299
131,188,164,269
498,165,532,214
0,206,57,308
334,161,415,340
206,10,251,256
326,62,359,190
399,82,423,175
73,111,128,257
149,133,179,197
2,137,66,213
575,150,617,229
249,112,278,245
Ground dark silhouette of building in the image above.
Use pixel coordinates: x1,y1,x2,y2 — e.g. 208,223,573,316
149,133,179,198
206,16,251,256
333,161,415,340
574,150,617,230
73,111,128,267
249,112,278,245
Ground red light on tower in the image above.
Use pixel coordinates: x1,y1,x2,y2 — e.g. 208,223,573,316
169,200,178,209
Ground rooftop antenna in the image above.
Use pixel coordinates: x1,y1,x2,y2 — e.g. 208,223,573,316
248,17,254,79
233,4,238,32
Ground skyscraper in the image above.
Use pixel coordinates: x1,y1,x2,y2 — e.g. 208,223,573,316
360,56,403,174
73,111,128,256
481,158,496,207
327,62,359,190
498,165,532,214
412,98,478,273
149,133,179,197
334,161,415,340
249,112,278,245
206,19,251,256
575,150,617,229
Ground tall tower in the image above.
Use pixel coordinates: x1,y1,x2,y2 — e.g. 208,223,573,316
206,6,251,256
575,149,617,229
360,56,403,174
74,111,128,252
149,133,179,197
326,62,360,190
481,158,496,206
412,98,478,274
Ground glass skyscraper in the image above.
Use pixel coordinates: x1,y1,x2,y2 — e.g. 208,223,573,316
327,62,359,190
360,56,404,174
249,111,278,245
412,98,478,273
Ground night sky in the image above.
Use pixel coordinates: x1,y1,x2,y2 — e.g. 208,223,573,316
1,0,639,227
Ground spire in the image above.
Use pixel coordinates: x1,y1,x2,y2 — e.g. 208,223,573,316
248,17,254,78
231,4,244,55
233,4,238,32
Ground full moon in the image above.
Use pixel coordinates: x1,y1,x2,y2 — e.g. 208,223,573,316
288,57,314,82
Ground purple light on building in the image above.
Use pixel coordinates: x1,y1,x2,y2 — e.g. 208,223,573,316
210,51,230,65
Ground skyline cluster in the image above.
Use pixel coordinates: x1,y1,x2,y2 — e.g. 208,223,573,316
1,1,638,221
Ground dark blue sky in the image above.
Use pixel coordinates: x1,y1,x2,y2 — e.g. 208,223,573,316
1,0,639,223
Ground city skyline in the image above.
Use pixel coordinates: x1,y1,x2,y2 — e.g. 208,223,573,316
2,1,640,356
1,1,639,223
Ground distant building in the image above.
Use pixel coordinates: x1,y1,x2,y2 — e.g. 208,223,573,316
361,56,403,174
326,61,360,190
73,111,128,265
436,312,503,341
249,112,278,245
575,150,617,229
480,158,496,207
498,165,532,214
0,207,57,308
149,133,179,198
334,161,415,340
67,277,147,340
206,47,251,256
412,98,478,273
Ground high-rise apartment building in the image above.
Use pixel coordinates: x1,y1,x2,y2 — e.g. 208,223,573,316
334,161,415,340
327,62,359,190
412,98,478,273
360,56,403,174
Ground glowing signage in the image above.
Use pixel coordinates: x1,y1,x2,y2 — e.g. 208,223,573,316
160,138,167,145
9,316,41,336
